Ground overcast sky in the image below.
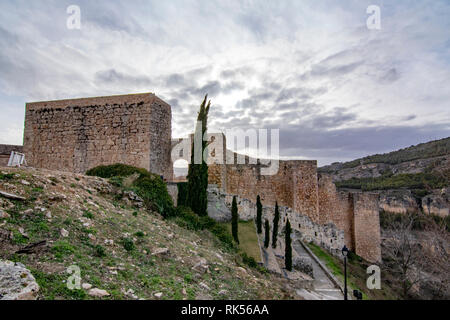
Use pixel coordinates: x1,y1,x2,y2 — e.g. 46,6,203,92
0,0,449,166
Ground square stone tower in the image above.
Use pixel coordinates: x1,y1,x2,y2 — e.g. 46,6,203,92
23,93,173,179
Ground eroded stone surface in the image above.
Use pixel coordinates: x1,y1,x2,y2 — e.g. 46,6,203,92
0,260,39,300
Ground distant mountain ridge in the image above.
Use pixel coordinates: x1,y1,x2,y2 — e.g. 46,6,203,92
320,137,450,173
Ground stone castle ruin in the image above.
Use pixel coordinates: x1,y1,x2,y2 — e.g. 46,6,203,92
4,93,381,262
23,93,172,179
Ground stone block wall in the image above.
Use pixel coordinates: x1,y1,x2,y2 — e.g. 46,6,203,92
318,174,381,262
292,161,319,223
23,93,172,179
0,145,23,166
353,192,382,262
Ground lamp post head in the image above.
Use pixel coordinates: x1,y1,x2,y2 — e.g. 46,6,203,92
342,245,349,257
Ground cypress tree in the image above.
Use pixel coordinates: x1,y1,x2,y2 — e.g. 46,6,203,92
186,95,211,216
256,195,262,234
231,196,239,244
272,202,279,248
285,218,292,271
264,219,270,248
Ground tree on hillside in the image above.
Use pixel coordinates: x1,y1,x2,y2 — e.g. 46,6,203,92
231,196,239,244
272,202,280,248
256,195,262,234
383,213,449,298
186,95,211,216
383,213,427,297
285,218,292,271
264,219,270,248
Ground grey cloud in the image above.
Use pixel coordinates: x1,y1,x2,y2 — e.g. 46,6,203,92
380,68,401,83
220,66,255,79
278,102,298,111
165,73,188,88
403,114,417,121
222,81,245,93
279,124,450,161
94,69,152,86
311,108,357,129
309,61,363,78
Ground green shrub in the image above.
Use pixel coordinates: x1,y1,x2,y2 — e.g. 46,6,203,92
122,238,135,251
231,196,239,244
209,224,234,249
285,219,292,271
177,182,188,207
86,163,149,179
0,173,14,180
94,245,106,257
82,210,94,219
172,206,213,230
272,202,279,248
135,231,145,238
109,176,123,187
241,252,266,273
264,219,270,248
52,241,75,258
12,231,28,245
256,195,262,234
133,174,174,218
86,163,174,218
170,206,234,249
241,252,257,268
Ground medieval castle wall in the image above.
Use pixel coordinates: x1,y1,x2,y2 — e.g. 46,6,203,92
23,93,173,179
172,133,382,262
317,174,381,261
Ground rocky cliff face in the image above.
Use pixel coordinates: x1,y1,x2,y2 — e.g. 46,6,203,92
319,138,450,217
377,188,449,217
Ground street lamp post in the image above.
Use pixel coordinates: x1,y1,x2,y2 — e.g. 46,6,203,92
342,245,349,300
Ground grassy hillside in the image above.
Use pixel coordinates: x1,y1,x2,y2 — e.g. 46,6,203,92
335,172,448,191
0,166,296,300
223,221,262,263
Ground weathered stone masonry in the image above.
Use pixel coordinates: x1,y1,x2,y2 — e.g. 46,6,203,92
23,93,172,179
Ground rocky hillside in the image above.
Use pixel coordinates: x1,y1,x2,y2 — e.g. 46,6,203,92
0,167,298,300
320,137,450,179
319,137,450,217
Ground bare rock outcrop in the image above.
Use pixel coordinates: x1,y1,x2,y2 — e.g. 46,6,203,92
0,260,39,300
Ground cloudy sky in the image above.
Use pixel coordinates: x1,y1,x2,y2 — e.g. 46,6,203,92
0,0,449,166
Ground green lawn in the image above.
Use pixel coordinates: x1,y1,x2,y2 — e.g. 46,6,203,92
307,242,400,300
223,220,261,263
